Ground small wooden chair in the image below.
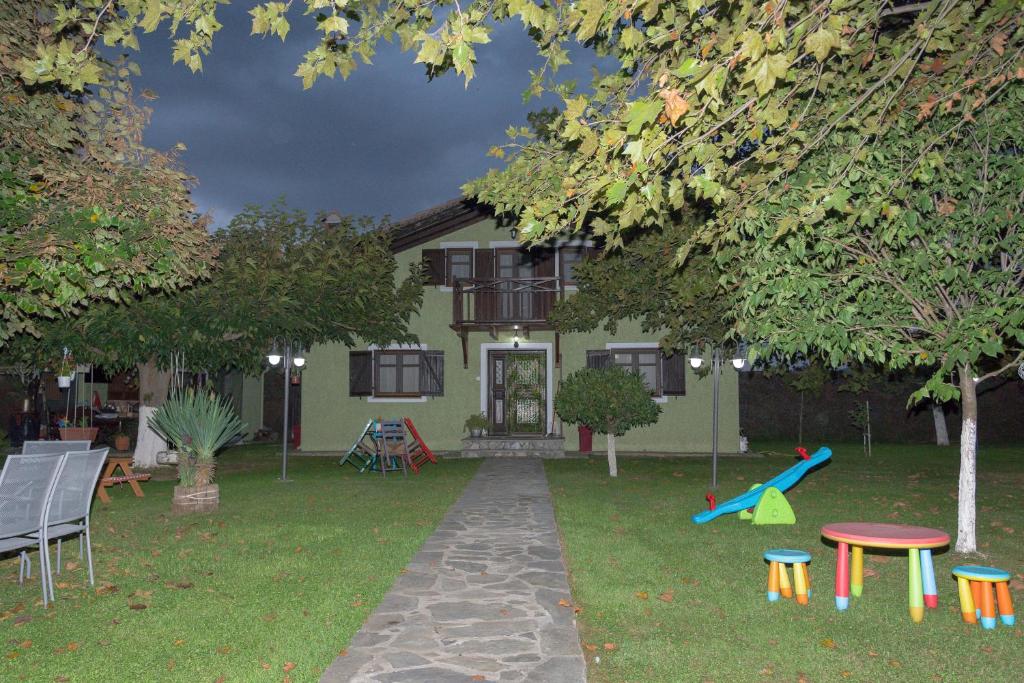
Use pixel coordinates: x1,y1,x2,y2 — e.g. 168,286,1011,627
403,418,437,474
339,419,377,471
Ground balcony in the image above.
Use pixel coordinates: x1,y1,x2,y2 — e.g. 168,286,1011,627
451,277,564,366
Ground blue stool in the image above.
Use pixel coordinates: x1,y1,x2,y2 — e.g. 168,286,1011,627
764,549,812,604
952,565,1014,629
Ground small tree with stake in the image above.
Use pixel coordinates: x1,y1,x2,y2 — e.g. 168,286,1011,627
555,366,661,477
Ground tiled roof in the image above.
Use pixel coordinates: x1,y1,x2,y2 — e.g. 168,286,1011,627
386,198,493,252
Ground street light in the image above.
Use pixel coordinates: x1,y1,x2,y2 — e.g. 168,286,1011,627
689,345,746,489
267,341,305,482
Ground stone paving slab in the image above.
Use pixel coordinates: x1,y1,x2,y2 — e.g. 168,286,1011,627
321,458,585,683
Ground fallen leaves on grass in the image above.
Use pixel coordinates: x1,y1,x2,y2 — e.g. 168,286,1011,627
283,662,296,672
217,645,232,655
635,591,649,600
128,603,148,610
657,591,674,603
820,638,837,649
603,643,617,651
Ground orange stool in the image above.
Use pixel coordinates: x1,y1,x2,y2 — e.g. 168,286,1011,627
952,565,1014,629
765,549,811,605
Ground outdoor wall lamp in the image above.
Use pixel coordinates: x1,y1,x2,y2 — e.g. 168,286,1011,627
513,325,521,349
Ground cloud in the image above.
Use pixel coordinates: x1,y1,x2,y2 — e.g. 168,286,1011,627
131,4,598,228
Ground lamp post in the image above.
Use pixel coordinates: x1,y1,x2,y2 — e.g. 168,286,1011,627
689,346,746,489
267,341,306,482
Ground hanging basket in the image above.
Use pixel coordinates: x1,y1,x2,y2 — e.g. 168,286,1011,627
57,375,72,388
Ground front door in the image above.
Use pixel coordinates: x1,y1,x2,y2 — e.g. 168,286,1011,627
488,351,546,435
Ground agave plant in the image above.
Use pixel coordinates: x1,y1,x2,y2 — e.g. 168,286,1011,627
149,389,245,487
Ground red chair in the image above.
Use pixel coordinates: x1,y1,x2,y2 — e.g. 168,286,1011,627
403,418,438,474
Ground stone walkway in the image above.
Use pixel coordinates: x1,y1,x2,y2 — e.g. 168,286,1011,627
321,458,586,682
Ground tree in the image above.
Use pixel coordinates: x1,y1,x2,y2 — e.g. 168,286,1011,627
1,1,212,345
550,219,732,352
22,2,1022,255
731,98,1024,553
5,201,424,465
555,366,661,477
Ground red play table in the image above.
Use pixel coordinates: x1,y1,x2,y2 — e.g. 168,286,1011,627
821,522,949,623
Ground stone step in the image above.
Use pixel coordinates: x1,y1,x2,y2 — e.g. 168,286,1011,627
460,436,565,459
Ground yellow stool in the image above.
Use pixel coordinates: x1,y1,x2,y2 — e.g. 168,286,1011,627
765,549,811,605
952,565,1014,629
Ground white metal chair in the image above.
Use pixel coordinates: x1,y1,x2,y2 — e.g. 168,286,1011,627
25,448,109,601
22,440,91,455
0,453,68,607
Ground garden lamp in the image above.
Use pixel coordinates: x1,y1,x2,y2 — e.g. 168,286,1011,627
689,347,703,369
267,342,282,367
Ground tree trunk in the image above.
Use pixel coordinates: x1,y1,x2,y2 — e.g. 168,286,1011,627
133,359,172,469
955,367,978,554
606,432,618,478
932,402,950,446
797,391,804,444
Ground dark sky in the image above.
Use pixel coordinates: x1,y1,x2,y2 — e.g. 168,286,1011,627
131,4,595,228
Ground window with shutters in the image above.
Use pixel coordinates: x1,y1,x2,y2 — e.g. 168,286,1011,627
350,349,444,398
446,249,473,286
584,348,685,398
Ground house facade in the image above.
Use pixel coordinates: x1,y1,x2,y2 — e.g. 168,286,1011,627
300,200,739,454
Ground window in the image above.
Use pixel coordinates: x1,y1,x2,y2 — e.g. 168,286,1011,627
349,350,444,398
446,249,473,286
560,247,586,284
612,349,661,393
585,348,685,397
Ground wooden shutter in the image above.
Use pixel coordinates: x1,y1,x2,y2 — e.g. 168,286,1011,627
420,351,444,396
474,248,495,322
662,352,686,396
421,249,445,285
349,351,373,396
535,248,557,319
586,350,611,369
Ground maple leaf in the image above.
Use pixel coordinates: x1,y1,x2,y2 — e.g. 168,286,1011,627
658,89,690,125
990,32,1006,56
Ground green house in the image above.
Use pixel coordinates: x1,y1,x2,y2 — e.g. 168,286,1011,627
300,199,739,455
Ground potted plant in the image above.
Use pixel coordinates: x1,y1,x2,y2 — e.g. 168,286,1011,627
59,416,100,443
555,366,661,477
112,431,131,452
463,412,488,438
149,389,245,514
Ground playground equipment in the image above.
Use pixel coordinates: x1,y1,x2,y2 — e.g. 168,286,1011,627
339,418,438,476
764,549,812,605
691,446,832,524
952,565,1015,629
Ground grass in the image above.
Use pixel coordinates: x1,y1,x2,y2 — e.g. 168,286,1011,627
1,445,479,682
546,442,1024,682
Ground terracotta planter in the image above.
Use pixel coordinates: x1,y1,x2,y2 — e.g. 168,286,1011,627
60,427,99,443
172,483,219,514
113,435,131,452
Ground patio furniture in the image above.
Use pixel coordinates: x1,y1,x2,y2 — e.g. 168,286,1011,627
952,565,1015,629
764,549,812,604
96,456,150,503
28,448,109,600
821,522,949,623
339,419,378,471
22,440,91,455
0,452,69,607
370,419,409,478
404,418,438,474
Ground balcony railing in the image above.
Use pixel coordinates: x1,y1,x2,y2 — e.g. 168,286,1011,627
452,277,562,326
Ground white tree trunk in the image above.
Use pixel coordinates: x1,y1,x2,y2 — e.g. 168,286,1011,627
133,405,164,468
132,359,171,470
932,403,950,446
606,432,618,478
955,369,977,554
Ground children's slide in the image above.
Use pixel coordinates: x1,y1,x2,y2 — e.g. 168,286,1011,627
691,446,832,524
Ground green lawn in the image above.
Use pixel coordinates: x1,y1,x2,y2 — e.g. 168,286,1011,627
547,442,1024,682
1,445,479,682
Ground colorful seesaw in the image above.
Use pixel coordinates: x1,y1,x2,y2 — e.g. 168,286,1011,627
691,446,832,525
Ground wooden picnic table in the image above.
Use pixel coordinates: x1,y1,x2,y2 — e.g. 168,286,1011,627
96,456,150,503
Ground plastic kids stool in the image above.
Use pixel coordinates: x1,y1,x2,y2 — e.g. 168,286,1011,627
952,565,1014,629
765,549,812,605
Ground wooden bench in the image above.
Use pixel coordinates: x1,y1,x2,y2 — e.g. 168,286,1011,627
97,457,150,503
